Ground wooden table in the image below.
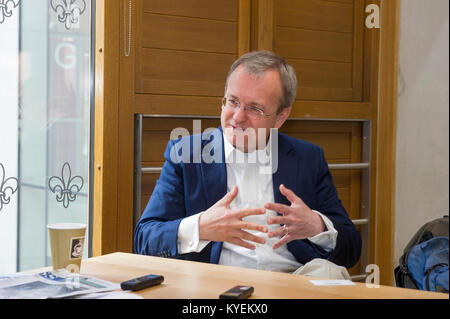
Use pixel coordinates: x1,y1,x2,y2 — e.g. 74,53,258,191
76,252,447,299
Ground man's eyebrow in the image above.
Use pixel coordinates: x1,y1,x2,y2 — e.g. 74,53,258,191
228,94,265,108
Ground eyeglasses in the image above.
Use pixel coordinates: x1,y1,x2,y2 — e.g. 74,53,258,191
221,96,275,119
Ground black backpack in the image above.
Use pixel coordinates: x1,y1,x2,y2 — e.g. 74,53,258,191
394,216,449,293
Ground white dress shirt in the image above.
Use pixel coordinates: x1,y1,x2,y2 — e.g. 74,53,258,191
177,133,338,272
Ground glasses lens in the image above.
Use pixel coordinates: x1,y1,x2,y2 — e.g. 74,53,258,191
222,97,268,119
246,106,265,118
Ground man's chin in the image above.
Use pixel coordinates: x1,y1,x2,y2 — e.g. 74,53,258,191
226,136,256,154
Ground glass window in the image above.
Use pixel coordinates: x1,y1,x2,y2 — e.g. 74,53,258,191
0,0,92,272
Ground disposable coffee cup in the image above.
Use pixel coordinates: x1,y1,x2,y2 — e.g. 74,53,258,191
47,223,87,273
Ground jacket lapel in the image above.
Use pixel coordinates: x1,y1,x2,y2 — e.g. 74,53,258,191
200,127,227,207
200,128,227,264
272,132,299,206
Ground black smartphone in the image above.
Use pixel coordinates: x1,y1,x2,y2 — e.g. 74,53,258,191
120,274,164,291
219,285,254,299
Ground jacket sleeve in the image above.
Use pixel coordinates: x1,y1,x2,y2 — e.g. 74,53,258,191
133,139,185,257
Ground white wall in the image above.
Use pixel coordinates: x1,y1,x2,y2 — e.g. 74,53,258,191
394,0,449,264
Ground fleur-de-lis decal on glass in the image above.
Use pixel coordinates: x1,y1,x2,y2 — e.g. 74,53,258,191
0,0,20,24
48,162,84,208
50,0,86,30
0,163,19,212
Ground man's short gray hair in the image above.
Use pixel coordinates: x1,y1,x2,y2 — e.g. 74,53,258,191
225,50,298,112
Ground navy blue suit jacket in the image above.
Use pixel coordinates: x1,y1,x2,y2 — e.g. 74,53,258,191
134,127,361,268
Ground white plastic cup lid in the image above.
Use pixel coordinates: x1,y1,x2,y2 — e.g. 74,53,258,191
47,223,87,230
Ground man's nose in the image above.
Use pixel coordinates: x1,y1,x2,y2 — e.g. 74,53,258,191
233,105,248,122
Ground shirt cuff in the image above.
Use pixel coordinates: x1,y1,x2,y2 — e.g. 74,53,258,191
177,212,211,254
307,210,338,252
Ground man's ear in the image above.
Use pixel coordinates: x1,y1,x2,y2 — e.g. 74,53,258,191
274,106,292,129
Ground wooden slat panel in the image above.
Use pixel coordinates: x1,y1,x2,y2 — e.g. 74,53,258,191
141,195,152,214
351,0,365,101
142,174,159,195
141,13,237,54
140,119,362,162
332,171,351,188
135,94,222,116
136,96,374,120
93,0,120,256
376,0,399,285
275,27,353,62
296,87,354,101
139,48,235,96
288,59,352,89
142,131,172,167
334,171,360,220
326,0,353,4
238,0,251,56
277,0,353,33
289,101,373,120
142,118,221,166
316,132,352,160
251,0,275,51
142,117,221,132
288,132,352,161
143,0,238,21
141,120,361,163
273,0,364,102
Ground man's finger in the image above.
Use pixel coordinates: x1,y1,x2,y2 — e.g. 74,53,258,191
266,216,286,226
264,202,290,215
219,186,238,207
236,230,266,245
238,220,268,233
234,207,266,219
229,237,256,250
272,234,291,250
267,226,286,239
280,184,302,205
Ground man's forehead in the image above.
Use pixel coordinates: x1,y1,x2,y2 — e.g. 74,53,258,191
227,66,282,102
230,64,280,81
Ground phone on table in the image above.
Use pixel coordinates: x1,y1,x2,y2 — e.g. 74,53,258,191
219,285,254,299
120,274,164,291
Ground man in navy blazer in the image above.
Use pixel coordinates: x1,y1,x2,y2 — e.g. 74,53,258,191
134,51,361,270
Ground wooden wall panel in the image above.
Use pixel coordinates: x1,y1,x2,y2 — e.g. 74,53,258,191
141,118,220,168
142,0,238,21
135,95,222,116
273,0,364,102
142,14,237,54
277,0,353,33
275,27,353,62
139,49,234,96
136,0,241,99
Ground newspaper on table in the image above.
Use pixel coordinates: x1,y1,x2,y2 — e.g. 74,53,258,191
0,269,120,299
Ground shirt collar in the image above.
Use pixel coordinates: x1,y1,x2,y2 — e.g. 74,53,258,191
223,130,272,164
